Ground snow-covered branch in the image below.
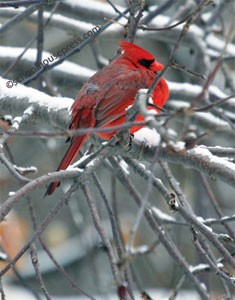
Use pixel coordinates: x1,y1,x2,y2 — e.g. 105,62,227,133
1,1,235,299
1,75,234,188
121,138,235,187
0,77,72,128
1,1,234,60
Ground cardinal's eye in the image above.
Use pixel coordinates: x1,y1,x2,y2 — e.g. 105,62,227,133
138,58,154,69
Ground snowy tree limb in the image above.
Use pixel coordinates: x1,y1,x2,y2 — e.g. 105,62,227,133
1,76,234,189
0,77,72,128
123,139,235,187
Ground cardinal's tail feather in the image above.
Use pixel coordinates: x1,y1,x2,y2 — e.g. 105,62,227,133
45,135,87,196
45,181,61,197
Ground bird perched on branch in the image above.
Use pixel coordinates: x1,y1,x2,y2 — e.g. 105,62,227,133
46,40,169,195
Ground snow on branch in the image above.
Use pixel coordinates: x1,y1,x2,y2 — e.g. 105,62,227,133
0,7,103,36
124,138,235,188
0,46,95,86
1,74,234,190
0,77,73,128
2,1,234,62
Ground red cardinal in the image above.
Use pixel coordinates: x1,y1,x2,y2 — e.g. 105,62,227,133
46,40,169,195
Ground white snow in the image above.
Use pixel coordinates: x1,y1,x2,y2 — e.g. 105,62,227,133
134,127,161,148
206,48,221,58
221,214,235,222
138,163,146,170
0,251,7,261
0,46,95,81
1,286,201,300
119,158,130,175
189,263,223,273
206,33,235,57
168,81,203,96
128,245,149,255
65,0,123,16
196,216,206,223
45,12,100,34
8,191,15,196
209,85,235,105
190,146,235,172
11,116,23,130
196,216,214,233
167,128,178,138
0,77,73,113
195,111,231,127
13,165,37,173
200,145,235,151
151,207,176,222
168,81,235,106
0,7,102,35
169,141,185,151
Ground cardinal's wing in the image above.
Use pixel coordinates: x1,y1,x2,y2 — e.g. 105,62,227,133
94,68,149,127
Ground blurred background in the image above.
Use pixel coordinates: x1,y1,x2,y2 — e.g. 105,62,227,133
0,0,235,299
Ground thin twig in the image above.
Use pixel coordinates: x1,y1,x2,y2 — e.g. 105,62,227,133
27,197,95,300
29,243,52,300
0,182,79,277
160,162,235,268
2,2,59,77
22,7,131,85
0,0,60,8
199,173,235,239
109,158,209,299
81,183,122,288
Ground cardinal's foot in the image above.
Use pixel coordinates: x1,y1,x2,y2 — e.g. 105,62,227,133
115,130,133,151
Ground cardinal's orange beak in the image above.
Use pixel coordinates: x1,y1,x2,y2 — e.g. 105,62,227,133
151,60,165,73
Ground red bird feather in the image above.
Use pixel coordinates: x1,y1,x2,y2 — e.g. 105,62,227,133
46,40,169,195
